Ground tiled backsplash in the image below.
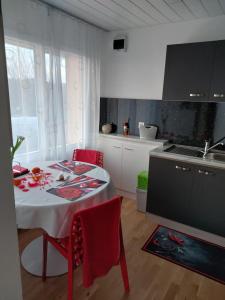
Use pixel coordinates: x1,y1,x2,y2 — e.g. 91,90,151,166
100,98,225,148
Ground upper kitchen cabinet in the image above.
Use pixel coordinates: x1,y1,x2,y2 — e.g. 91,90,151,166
210,40,225,101
163,41,215,101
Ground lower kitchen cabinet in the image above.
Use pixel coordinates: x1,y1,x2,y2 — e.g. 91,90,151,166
191,166,225,237
147,156,225,237
99,139,123,189
98,136,160,194
147,157,194,225
121,143,153,193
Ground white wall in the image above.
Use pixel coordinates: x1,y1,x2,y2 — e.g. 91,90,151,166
101,15,225,100
0,4,22,300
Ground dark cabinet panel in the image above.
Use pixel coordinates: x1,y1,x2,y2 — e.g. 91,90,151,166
210,41,225,101
163,42,215,101
191,165,225,237
147,156,225,237
147,157,194,224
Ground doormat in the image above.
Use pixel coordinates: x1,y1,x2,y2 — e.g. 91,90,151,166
142,225,225,285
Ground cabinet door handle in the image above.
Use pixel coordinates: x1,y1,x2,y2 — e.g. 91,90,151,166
175,165,183,170
198,169,214,176
198,169,205,174
204,171,214,176
124,148,134,151
112,146,121,149
213,93,225,98
182,167,191,172
176,165,191,171
190,93,204,97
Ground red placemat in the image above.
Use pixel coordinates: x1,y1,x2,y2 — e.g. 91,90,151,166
47,175,107,201
48,160,96,175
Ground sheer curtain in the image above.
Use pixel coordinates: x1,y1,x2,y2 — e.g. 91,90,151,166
2,0,102,163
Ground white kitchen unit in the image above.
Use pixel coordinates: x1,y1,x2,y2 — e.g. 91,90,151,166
98,134,166,199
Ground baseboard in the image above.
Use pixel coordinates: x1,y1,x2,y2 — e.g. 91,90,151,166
116,189,136,200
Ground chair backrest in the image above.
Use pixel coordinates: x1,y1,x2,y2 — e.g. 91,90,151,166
70,196,122,287
72,149,103,167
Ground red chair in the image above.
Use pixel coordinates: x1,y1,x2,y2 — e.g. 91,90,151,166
42,196,129,300
72,149,103,168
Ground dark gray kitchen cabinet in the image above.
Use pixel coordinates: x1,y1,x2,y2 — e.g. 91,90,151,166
210,40,225,101
147,156,225,237
163,42,215,101
191,165,225,237
147,157,194,224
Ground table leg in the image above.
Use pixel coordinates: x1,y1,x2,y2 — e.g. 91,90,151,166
21,236,68,277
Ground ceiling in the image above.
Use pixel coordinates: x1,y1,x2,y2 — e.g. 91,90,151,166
43,0,225,31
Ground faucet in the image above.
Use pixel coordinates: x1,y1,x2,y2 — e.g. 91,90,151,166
201,137,225,158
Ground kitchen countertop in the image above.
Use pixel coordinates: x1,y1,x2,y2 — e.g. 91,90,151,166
99,133,168,146
99,132,225,169
150,144,225,170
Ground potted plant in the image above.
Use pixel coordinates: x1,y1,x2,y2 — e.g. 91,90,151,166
11,136,25,161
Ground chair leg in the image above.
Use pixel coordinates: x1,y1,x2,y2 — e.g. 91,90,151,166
42,233,48,282
120,249,130,292
119,227,130,292
68,255,74,300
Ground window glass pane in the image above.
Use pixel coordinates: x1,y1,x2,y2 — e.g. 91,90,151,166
45,52,50,82
5,40,39,155
44,52,66,84
61,56,66,84
62,52,81,145
5,38,81,160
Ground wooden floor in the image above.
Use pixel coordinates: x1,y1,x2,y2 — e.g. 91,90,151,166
18,198,225,300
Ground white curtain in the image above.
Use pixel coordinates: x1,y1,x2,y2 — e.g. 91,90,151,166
2,0,102,163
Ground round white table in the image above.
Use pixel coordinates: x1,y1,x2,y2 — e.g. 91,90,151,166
15,161,115,277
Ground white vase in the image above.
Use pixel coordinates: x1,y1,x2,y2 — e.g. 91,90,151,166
102,123,112,134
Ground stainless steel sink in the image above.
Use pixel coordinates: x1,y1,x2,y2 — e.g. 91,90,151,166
206,152,225,162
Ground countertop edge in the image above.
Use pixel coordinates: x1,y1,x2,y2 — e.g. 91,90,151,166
150,146,225,170
98,133,168,146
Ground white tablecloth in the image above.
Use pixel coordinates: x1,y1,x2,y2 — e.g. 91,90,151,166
15,161,115,238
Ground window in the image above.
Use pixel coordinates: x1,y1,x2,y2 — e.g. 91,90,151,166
5,37,82,161
6,39,39,156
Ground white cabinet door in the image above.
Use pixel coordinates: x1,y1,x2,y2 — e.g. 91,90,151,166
121,143,156,193
98,138,122,189
99,136,159,193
